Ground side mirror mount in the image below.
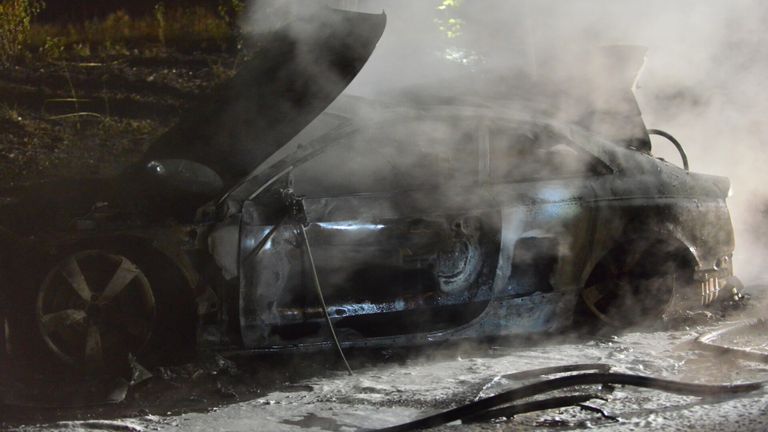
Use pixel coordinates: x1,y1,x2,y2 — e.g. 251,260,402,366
145,159,224,196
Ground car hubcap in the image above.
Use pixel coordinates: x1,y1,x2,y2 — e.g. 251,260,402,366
36,251,155,368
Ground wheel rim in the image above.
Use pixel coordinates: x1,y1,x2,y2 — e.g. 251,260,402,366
581,243,677,327
582,274,677,327
36,251,155,368
582,278,634,327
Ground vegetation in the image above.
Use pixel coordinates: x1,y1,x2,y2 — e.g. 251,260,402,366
0,1,245,185
0,1,246,62
154,2,167,48
435,0,464,39
0,0,45,63
28,7,236,56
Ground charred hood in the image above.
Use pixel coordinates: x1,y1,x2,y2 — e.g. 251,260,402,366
141,8,386,187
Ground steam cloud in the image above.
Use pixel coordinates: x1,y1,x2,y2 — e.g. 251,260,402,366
244,0,768,286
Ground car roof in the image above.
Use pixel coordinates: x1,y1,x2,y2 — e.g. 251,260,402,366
222,94,632,203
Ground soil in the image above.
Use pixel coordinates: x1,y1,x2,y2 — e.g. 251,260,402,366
0,51,237,187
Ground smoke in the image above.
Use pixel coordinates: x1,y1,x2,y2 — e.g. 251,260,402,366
242,0,768,286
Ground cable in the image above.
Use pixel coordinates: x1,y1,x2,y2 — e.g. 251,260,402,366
300,224,353,376
374,372,763,431
647,129,689,171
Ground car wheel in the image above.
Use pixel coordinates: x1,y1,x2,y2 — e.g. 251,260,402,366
577,240,688,329
36,250,156,371
580,272,677,328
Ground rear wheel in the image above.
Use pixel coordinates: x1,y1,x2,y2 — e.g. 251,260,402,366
576,239,692,329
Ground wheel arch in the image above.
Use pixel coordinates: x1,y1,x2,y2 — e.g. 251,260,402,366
581,216,702,290
586,233,698,284
58,232,199,299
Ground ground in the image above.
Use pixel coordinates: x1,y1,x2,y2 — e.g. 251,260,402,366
3,301,768,431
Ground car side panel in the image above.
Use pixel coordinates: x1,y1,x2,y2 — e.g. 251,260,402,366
238,187,501,348
480,178,598,332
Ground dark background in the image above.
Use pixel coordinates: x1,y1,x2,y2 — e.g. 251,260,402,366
37,0,222,22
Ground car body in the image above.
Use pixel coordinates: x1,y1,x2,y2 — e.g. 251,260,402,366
0,9,737,370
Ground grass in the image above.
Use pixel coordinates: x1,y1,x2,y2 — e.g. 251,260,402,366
29,7,235,55
0,102,21,122
1,3,241,61
0,2,245,185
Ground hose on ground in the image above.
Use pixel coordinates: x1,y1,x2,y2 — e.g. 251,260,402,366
695,318,768,363
374,371,763,431
463,393,606,423
501,363,612,381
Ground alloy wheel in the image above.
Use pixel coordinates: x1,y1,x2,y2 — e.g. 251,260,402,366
36,250,155,368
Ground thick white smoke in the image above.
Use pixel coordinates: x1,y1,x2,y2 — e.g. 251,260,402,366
245,0,768,284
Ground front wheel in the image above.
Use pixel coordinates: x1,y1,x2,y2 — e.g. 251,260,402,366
36,250,156,371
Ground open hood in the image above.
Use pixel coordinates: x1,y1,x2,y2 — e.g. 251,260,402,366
141,8,386,187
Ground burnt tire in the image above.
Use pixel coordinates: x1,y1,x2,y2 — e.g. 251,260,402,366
575,239,693,330
37,251,156,370
129,246,197,367
9,241,196,375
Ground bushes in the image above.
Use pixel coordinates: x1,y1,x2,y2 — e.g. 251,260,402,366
0,0,45,63
28,5,236,56
0,1,243,61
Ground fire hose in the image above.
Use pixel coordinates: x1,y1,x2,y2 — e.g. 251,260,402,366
373,368,764,431
376,318,768,431
695,318,768,363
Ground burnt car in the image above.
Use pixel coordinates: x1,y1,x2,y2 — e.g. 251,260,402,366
0,9,739,372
